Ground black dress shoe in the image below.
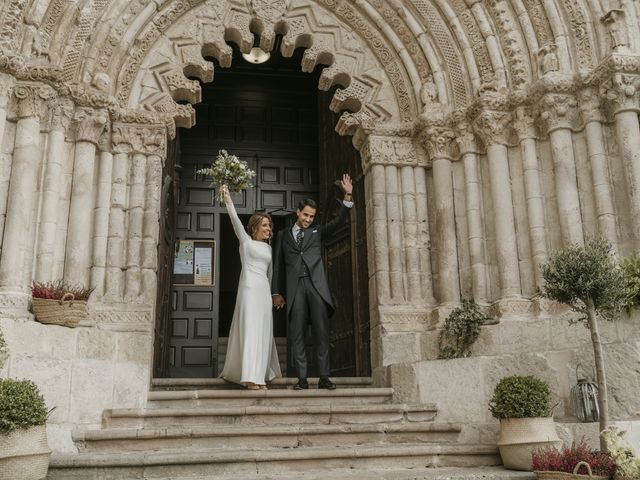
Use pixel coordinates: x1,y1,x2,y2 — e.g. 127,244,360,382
294,378,309,390
318,377,336,390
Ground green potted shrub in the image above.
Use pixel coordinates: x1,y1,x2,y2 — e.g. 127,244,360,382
489,375,561,471
0,378,51,479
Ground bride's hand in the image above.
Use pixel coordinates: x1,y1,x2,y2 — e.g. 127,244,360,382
220,184,232,204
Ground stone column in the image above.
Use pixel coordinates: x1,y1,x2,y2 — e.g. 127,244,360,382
90,128,114,297
600,73,640,248
420,124,459,304
64,108,107,287
455,120,488,302
0,84,50,302
125,151,146,301
578,88,618,249
413,165,436,304
141,149,164,303
105,137,129,302
513,108,547,288
472,103,521,298
35,98,74,282
0,74,16,252
539,93,584,246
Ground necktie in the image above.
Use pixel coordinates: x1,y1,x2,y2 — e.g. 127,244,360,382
296,228,303,248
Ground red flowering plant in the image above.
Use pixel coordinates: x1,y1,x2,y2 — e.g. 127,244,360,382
31,280,94,301
532,440,617,478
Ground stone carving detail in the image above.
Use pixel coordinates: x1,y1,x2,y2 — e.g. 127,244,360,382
73,108,108,145
361,135,421,169
599,73,640,114
472,108,512,147
249,0,289,49
418,125,456,160
521,0,554,47
578,88,603,124
13,83,56,119
410,0,470,108
601,9,630,53
560,0,595,68
537,93,579,132
454,119,478,155
449,0,494,84
538,44,559,75
0,0,27,53
485,0,530,90
513,107,537,141
112,123,167,156
48,97,75,132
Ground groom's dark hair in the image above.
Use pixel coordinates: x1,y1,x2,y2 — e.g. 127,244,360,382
297,198,317,211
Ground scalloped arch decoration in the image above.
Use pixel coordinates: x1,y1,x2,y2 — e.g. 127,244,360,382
124,0,410,133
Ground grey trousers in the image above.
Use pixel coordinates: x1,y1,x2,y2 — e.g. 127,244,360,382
289,277,330,379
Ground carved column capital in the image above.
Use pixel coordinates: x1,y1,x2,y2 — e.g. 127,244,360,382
513,107,537,141
537,93,579,133
578,87,603,124
48,97,74,133
0,73,15,108
111,123,167,156
471,108,512,147
599,73,640,114
73,107,108,145
12,83,56,119
418,124,455,161
454,120,478,155
360,135,422,169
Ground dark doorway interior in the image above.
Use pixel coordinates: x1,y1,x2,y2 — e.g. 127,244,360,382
157,38,370,378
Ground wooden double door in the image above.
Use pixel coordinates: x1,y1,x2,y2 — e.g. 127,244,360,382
153,44,370,378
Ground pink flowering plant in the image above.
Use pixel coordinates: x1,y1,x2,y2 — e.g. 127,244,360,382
532,440,617,478
31,280,94,301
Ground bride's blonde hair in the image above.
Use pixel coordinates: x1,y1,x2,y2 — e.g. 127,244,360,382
247,213,273,242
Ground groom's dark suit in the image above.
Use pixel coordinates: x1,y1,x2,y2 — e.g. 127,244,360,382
271,203,351,379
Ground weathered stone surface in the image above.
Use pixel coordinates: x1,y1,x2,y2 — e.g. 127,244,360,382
68,358,115,423
76,328,116,360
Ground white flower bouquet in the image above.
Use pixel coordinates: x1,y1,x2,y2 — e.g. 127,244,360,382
197,150,256,201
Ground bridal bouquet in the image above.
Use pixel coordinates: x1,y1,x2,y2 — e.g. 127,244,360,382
197,150,256,201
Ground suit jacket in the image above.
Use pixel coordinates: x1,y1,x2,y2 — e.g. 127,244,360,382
271,203,351,318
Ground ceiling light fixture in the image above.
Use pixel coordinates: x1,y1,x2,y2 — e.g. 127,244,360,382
242,47,271,64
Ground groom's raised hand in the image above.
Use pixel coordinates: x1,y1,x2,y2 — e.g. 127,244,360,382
340,173,353,202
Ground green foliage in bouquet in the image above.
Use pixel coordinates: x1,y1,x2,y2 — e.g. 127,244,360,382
31,280,94,301
438,299,491,359
197,150,256,201
0,379,48,434
489,375,551,419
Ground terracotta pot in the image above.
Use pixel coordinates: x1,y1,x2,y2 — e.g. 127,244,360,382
0,425,51,480
497,416,561,471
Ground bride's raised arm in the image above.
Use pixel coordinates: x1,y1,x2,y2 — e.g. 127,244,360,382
220,185,250,243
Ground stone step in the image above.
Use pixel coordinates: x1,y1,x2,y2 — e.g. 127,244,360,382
74,422,461,452
48,443,502,479
152,376,373,390
146,387,394,408
103,403,438,428
131,467,535,480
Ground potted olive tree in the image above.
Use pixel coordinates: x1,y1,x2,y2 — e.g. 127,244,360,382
0,379,51,480
489,375,561,471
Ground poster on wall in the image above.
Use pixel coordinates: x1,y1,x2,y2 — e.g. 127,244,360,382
173,239,215,286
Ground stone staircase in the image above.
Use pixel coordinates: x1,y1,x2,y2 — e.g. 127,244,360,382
47,378,532,480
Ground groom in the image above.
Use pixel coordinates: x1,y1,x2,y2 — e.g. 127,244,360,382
272,174,353,390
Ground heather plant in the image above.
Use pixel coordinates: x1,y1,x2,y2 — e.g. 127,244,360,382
540,238,628,450
532,440,617,478
489,375,551,419
31,280,94,301
0,379,48,434
438,299,491,359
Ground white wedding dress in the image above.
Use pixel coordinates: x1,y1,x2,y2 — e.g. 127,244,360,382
220,201,281,385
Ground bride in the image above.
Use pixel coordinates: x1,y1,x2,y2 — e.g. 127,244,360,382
219,184,282,389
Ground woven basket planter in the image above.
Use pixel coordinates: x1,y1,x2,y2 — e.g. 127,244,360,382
498,417,562,471
0,425,50,480
535,461,608,480
32,293,87,328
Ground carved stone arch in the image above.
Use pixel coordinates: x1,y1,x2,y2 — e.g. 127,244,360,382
125,0,404,134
